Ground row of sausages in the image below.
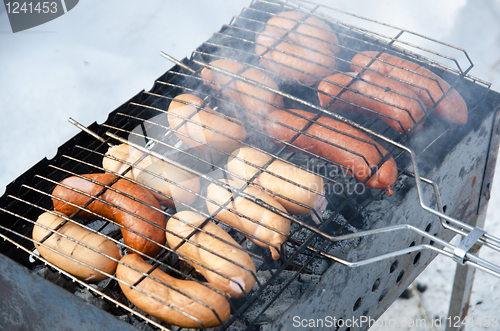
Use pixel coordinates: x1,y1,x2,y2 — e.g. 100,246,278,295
251,10,467,130
32,141,327,327
30,9,468,328
196,8,467,187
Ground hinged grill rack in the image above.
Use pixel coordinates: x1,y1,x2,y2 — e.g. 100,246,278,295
1,0,500,330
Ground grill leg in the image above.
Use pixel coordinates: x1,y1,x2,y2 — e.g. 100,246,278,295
445,258,477,331
446,108,500,331
446,198,489,331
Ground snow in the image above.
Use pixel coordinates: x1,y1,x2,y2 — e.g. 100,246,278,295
1,1,500,329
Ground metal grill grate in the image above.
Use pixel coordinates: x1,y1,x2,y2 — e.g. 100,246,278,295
1,0,500,330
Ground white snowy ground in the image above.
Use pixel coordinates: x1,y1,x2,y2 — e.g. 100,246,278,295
1,1,499,330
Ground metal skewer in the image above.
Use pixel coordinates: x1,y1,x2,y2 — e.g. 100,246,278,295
160,51,196,73
68,117,113,147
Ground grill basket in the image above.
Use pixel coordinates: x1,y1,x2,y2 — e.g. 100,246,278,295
1,1,500,330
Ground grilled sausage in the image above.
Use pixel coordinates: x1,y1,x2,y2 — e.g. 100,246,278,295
32,211,121,282
102,144,151,180
206,178,290,260
116,253,230,328
103,144,200,209
52,173,166,257
166,211,256,298
167,93,247,154
255,11,339,86
264,109,398,193
318,71,426,133
350,51,467,125
200,58,284,125
226,147,327,216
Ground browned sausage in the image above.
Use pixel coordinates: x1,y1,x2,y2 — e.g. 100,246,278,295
350,51,467,125
52,173,166,257
255,11,339,85
265,109,398,192
116,253,230,328
318,71,426,133
167,93,247,154
200,58,284,126
166,211,256,298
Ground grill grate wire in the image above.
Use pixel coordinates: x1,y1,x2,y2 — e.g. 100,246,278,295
1,0,499,330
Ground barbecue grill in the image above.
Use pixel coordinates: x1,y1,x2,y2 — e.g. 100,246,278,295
1,1,500,330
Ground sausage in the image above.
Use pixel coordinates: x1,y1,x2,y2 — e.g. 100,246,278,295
167,93,247,154
200,58,284,125
166,211,256,298
226,147,327,216
32,211,121,282
102,144,151,180
318,71,426,134
103,144,200,209
116,253,230,328
206,179,290,260
52,173,166,257
264,109,398,193
350,51,467,125
255,11,339,86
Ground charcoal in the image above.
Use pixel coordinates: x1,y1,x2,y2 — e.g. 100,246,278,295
74,284,110,310
85,219,121,236
43,267,79,293
130,311,160,331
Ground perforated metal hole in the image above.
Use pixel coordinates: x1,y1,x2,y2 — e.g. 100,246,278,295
425,223,432,232
353,297,362,311
335,318,344,331
372,278,381,292
378,289,388,302
413,252,421,265
390,260,398,273
396,270,405,283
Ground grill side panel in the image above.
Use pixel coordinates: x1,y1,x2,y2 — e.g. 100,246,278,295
269,107,500,331
0,253,138,331
1,1,500,330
